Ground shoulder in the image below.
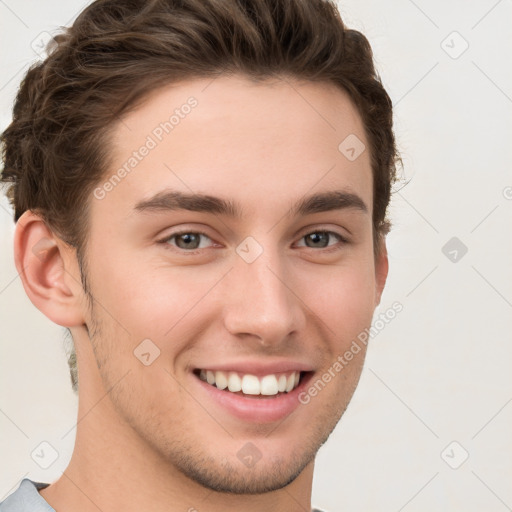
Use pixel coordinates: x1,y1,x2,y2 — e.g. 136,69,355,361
0,479,54,512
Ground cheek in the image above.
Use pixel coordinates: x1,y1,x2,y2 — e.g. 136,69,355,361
90,249,220,341
89,235,377,348
297,259,377,337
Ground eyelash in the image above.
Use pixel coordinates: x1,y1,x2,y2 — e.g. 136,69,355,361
158,229,349,254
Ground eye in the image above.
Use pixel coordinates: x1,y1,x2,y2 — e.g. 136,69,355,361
161,231,214,251
295,230,347,249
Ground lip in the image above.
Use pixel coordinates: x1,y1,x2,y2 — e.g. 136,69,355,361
192,360,315,377
191,368,314,423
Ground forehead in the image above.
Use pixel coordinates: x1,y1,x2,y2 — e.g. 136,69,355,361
94,75,372,222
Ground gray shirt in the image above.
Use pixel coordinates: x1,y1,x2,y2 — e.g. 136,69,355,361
1,479,326,511
0,480,53,511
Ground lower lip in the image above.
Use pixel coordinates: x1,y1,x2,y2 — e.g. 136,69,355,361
193,372,313,423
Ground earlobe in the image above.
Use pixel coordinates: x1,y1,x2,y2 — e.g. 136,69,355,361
14,210,86,327
374,238,389,306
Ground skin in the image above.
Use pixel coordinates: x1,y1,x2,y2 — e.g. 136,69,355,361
15,74,388,512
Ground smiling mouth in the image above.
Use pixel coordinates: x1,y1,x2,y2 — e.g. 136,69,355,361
193,369,307,398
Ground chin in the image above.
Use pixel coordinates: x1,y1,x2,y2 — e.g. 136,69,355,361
171,449,314,494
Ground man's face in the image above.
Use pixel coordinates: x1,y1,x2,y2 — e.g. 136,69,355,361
80,75,386,493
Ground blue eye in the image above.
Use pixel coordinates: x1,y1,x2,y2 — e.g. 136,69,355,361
159,229,348,253
163,231,213,250
297,231,346,249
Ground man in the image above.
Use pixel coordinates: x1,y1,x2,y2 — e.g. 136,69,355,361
0,0,400,510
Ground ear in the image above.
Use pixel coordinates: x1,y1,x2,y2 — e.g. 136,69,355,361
14,210,86,327
374,237,389,307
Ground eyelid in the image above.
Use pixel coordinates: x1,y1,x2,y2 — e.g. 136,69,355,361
158,226,350,254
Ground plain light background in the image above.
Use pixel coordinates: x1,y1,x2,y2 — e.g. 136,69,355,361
1,1,511,510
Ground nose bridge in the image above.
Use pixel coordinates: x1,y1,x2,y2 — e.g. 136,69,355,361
222,240,303,344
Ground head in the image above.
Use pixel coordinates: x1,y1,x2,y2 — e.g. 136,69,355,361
2,0,400,495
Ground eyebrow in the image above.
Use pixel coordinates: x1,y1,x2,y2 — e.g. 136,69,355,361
133,189,368,217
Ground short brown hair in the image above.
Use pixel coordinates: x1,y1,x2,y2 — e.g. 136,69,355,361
1,0,401,389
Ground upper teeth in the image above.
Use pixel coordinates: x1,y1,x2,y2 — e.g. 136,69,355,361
199,370,301,396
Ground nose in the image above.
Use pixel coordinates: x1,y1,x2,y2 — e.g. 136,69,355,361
222,246,306,348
